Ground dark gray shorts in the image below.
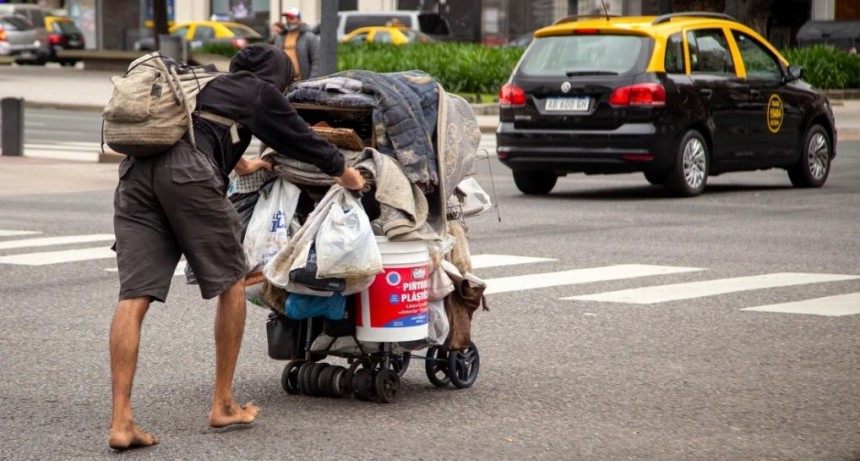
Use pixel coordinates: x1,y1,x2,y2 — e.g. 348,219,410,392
113,142,246,302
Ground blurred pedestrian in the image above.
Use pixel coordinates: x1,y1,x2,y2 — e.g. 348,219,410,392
273,7,321,82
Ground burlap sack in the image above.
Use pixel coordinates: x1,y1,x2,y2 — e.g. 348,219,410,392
443,270,488,350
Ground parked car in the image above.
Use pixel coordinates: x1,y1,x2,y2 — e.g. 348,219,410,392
503,31,535,48
0,3,48,63
497,13,836,197
44,16,84,65
343,26,435,45
0,14,40,63
334,10,453,42
134,21,263,51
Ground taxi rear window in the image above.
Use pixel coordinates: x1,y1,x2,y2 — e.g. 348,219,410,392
517,34,651,77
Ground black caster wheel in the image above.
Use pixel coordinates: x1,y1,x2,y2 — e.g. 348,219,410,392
424,346,451,387
391,352,411,377
329,366,347,398
298,362,315,396
281,360,304,395
342,360,362,398
447,342,480,389
309,363,330,397
318,365,340,398
352,368,375,401
374,369,401,404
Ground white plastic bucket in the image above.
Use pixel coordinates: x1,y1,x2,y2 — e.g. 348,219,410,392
355,236,430,342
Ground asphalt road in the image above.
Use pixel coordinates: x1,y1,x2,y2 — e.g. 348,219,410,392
0,141,858,460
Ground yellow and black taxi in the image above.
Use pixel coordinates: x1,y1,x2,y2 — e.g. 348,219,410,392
496,13,836,197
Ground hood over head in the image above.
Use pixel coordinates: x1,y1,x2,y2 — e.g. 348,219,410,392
229,44,294,93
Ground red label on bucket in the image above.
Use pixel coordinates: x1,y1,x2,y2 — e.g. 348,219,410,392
361,264,430,328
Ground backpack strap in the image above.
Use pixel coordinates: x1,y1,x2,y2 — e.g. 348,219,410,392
197,111,242,144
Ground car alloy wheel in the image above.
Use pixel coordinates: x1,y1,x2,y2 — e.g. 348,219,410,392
667,130,709,197
789,124,830,188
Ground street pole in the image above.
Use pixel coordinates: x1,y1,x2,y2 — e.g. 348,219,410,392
1,98,24,157
319,0,338,76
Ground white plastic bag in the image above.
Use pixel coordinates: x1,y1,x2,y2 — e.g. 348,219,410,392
455,177,492,217
243,178,301,271
315,190,383,279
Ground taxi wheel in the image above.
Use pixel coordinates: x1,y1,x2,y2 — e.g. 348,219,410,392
513,170,557,195
667,130,709,197
788,124,830,188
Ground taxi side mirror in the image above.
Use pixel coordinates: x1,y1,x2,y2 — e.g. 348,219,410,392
787,65,804,82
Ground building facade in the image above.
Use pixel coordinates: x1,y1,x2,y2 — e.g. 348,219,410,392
11,0,857,50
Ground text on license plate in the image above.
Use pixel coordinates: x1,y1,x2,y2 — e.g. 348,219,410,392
545,97,589,112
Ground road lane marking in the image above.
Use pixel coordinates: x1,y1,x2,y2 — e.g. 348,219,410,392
0,230,42,237
741,292,860,316
471,254,555,269
485,264,704,295
0,247,114,265
0,234,114,250
566,272,860,304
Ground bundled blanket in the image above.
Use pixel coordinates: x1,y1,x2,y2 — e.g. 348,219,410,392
289,70,440,190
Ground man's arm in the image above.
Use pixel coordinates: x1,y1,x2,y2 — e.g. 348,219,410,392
234,157,272,176
306,33,322,79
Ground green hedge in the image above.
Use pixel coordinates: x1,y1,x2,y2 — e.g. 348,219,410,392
198,41,860,91
198,42,524,94
782,45,860,89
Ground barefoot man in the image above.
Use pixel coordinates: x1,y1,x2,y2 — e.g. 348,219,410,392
108,44,365,449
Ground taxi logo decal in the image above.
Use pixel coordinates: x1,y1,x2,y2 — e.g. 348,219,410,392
767,94,784,133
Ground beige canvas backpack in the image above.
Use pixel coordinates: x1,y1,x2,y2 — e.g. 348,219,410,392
102,52,239,157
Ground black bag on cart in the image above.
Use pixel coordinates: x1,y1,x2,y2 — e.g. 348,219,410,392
323,295,356,338
266,312,323,360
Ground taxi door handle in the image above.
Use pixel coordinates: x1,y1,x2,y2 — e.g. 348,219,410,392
699,88,713,99
750,89,762,99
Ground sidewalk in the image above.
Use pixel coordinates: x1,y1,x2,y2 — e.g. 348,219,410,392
1,65,859,162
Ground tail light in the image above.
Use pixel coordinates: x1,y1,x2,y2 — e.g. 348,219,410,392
232,38,248,48
499,83,526,108
609,83,666,107
48,34,62,45
0,27,6,42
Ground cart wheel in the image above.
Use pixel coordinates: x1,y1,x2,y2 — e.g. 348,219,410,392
298,362,315,396
329,366,347,398
447,342,480,389
281,360,304,395
318,365,338,398
342,360,362,398
391,352,411,377
352,368,374,401
374,369,401,404
309,363,329,397
424,346,451,387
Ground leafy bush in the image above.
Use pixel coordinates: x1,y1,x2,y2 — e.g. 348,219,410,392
197,42,525,94
337,42,524,94
782,45,860,89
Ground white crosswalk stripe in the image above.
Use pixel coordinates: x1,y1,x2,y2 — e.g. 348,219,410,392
485,264,704,295
2,230,859,316
565,272,860,304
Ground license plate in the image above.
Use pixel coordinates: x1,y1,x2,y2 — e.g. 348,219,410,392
69,40,81,47
545,97,589,112
18,51,33,58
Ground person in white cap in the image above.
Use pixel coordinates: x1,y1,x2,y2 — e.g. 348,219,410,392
273,7,321,82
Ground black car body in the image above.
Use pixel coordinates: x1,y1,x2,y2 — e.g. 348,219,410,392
496,13,837,197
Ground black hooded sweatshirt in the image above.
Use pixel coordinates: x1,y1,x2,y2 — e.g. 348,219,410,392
191,44,344,179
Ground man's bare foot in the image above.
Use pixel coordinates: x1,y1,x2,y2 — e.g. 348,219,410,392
208,401,259,429
108,423,159,450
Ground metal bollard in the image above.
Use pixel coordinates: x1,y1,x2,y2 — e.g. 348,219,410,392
1,97,24,156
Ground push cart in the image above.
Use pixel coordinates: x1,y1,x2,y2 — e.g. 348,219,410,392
259,71,490,404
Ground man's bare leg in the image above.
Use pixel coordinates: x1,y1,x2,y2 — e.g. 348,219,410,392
208,279,259,428
108,297,159,450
